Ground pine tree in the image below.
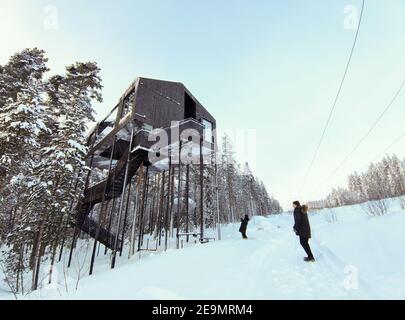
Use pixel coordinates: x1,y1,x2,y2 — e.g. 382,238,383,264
215,135,281,222
0,48,49,110
0,48,50,293
0,48,103,292
242,163,256,216
0,48,49,187
28,62,102,290
203,159,216,228
220,134,239,222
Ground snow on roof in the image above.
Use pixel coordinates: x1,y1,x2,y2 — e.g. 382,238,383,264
85,121,97,138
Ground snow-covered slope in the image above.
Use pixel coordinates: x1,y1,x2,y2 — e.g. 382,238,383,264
2,198,405,300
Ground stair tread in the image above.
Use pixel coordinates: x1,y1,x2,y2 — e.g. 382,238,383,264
77,149,147,249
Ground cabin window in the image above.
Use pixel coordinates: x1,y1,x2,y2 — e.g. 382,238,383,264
121,89,135,119
202,119,213,142
142,123,153,132
184,92,196,119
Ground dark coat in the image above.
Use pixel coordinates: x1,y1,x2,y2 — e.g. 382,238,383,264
239,216,249,233
293,207,311,238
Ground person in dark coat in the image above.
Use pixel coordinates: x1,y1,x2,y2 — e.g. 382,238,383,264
293,201,315,262
239,215,249,239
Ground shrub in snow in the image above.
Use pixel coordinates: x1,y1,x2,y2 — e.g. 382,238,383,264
362,199,389,217
400,196,405,210
322,209,338,224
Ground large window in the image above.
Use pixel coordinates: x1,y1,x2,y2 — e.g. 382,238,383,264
202,119,213,142
184,92,196,119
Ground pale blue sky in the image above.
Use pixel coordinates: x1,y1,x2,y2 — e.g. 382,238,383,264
1,0,405,209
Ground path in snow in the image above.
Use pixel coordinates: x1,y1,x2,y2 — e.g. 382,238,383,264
26,214,370,299
4,200,405,300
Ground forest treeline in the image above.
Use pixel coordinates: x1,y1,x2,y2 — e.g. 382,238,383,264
308,154,405,216
0,48,281,295
0,48,102,294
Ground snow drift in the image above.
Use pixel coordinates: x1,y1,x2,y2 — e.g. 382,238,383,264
1,198,405,300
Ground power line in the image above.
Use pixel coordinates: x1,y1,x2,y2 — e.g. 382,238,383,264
363,127,405,168
309,125,405,200
314,79,405,189
301,0,366,190
351,128,405,175
352,106,405,176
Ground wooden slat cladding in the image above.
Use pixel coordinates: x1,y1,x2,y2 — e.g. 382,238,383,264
134,77,216,130
88,77,216,157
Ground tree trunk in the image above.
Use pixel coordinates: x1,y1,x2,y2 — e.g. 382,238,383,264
31,220,45,291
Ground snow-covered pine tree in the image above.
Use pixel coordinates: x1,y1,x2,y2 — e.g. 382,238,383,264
311,155,405,212
214,135,280,222
203,156,216,229
0,48,50,293
384,155,405,197
348,171,366,204
219,133,239,222
28,62,102,290
256,180,282,215
242,163,257,216
0,48,49,188
0,48,49,111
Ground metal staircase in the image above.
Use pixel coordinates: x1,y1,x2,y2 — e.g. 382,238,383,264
77,147,148,249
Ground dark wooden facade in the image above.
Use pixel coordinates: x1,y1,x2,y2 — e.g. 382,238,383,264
86,77,216,165
133,77,216,130
72,77,217,270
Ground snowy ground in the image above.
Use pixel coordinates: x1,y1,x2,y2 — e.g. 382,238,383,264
1,198,405,300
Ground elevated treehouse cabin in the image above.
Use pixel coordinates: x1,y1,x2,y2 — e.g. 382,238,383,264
72,77,217,270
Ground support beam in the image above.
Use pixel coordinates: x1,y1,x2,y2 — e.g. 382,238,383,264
164,149,172,251
199,137,204,241
140,174,150,247
119,177,132,256
112,126,135,268
157,171,165,246
176,141,182,249
89,135,117,274
129,174,140,258
185,164,190,243
137,166,149,252
68,148,96,268
215,150,221,240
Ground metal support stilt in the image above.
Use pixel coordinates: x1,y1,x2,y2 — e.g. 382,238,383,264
129,175,140,258
185,164,190,243
137,166,149,252
112,126,135,269
89,135,117,274
215,150,221,241
120,178,132,256
199,137,204,241
164,149,172,251
157,171,165,246
176,141,182,249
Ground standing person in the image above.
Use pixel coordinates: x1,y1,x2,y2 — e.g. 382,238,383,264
239,214,249,239
292,201,315,262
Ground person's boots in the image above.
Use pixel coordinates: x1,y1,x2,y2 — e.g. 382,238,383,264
304,256,315,262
